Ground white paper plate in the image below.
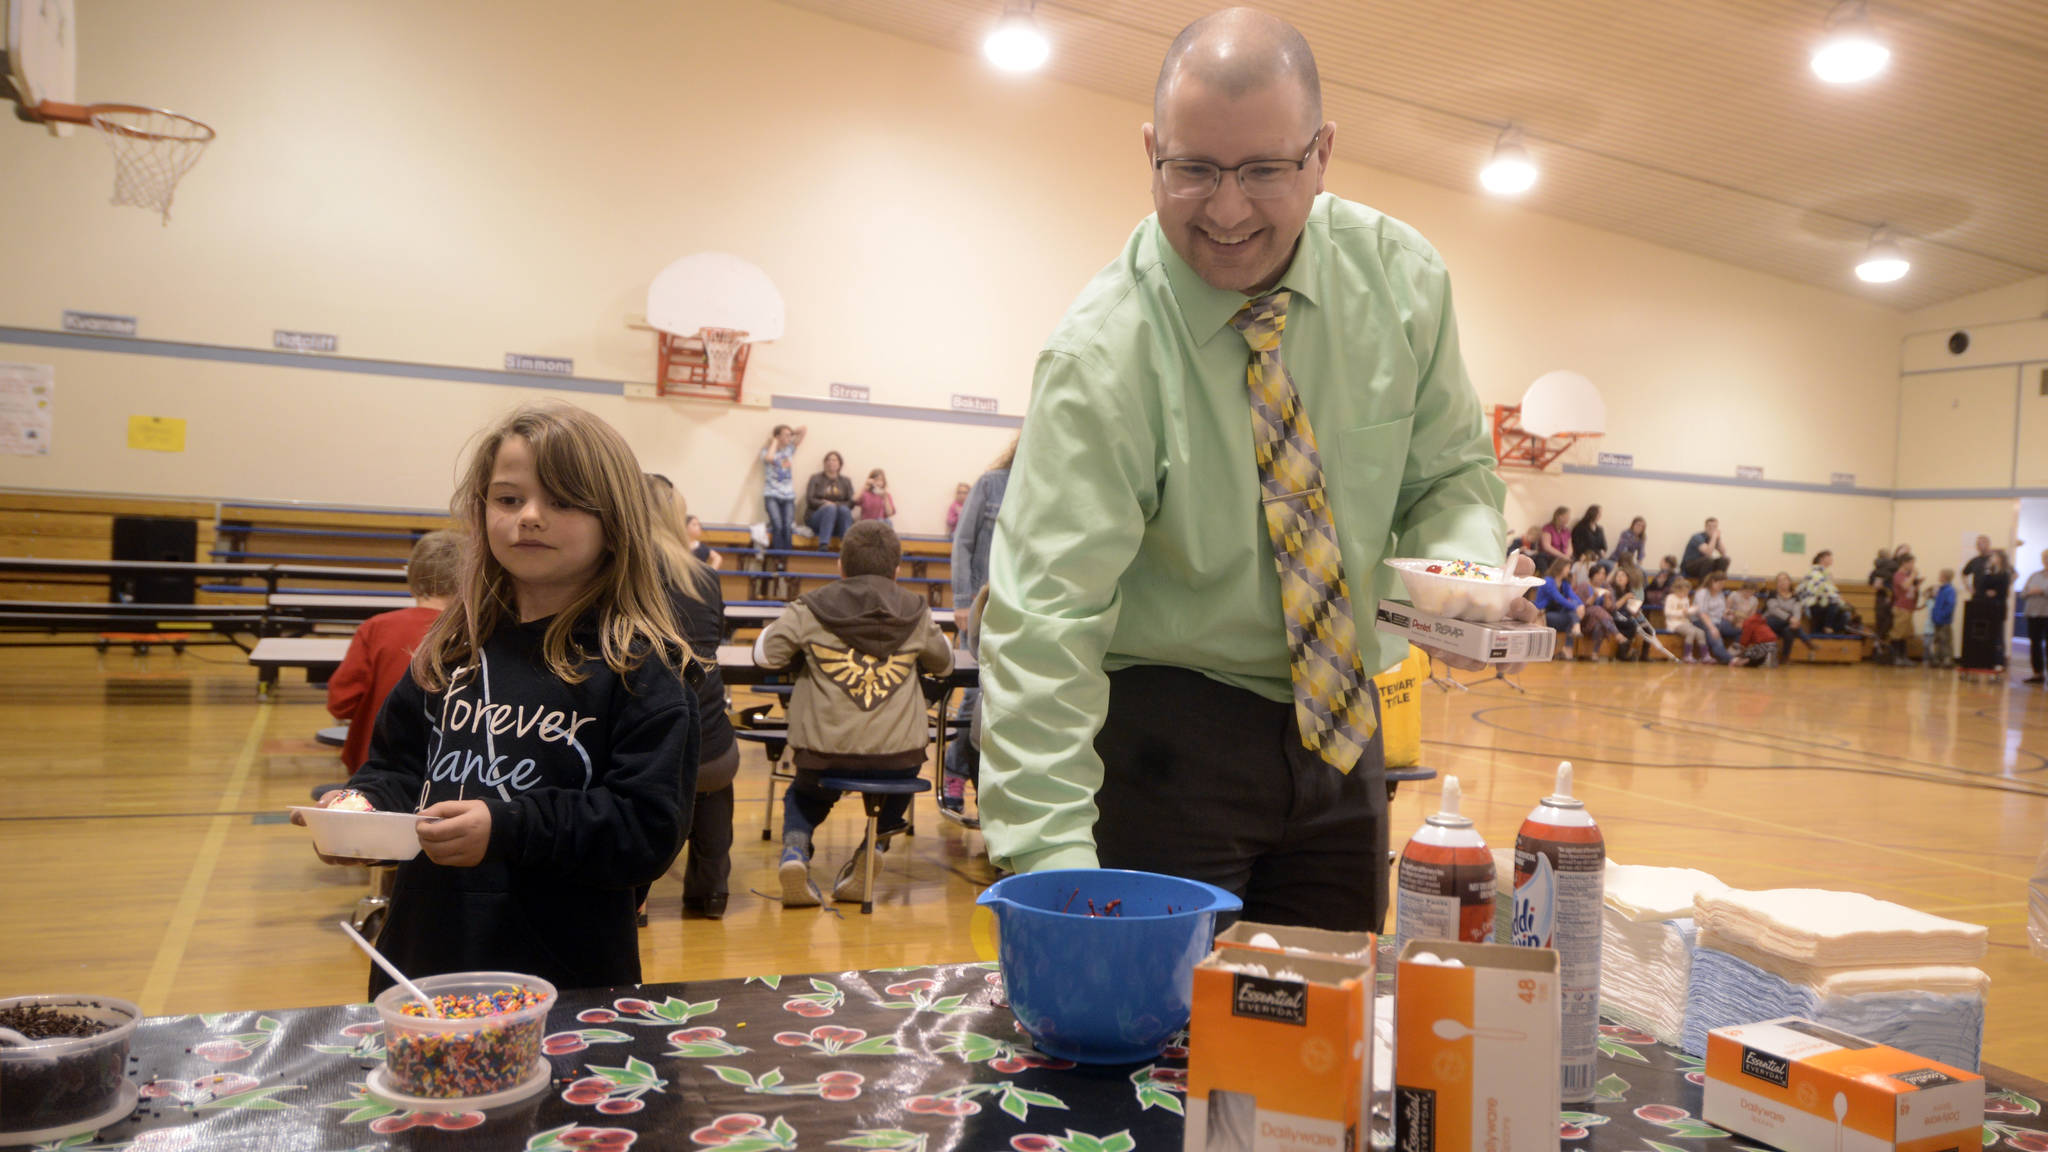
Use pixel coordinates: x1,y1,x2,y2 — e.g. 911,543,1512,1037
289,805,424,861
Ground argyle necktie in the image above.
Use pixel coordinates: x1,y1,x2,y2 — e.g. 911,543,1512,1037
1230,290,1377,772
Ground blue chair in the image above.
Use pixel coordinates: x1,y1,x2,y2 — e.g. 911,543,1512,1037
815,776,931,915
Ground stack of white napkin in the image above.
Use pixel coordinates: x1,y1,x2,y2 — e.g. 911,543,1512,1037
1682,887,1990,1070
1597,863,1727,1046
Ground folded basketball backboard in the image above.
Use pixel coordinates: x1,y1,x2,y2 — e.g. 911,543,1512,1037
6,0,78,135
645,253,784,402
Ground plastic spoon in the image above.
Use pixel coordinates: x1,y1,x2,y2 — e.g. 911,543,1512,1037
336,920,441,1018
0,1027,31,1046
1432,1018,1526,1043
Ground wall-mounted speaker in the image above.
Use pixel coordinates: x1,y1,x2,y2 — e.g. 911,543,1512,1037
1947,330,1971,355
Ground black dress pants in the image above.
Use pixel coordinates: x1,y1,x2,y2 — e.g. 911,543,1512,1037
1091,664,1388,933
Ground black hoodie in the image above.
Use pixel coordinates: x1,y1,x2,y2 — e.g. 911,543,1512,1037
349,614,696,995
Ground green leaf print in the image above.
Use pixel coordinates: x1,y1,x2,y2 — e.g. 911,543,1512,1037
1596,1036,1651,1063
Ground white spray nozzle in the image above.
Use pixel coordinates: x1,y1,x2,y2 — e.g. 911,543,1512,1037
1424,775,1475,828
1544,761,1583,809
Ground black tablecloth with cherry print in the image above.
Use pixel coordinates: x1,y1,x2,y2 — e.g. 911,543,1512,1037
35,963,2046,1151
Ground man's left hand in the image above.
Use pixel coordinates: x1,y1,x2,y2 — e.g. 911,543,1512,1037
1421,552,1542,672
416,800,493,867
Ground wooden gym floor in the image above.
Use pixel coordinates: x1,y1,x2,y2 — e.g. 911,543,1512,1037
2,644,2043,1075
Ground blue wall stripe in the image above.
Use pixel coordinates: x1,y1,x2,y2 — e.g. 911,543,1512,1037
0,326,625,396
0,325,1028,428
1560,463,2048,501
1559,463,1892,497
771,393,1023,429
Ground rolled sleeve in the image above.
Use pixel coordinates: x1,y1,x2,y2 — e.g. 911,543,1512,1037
1390,270,1507,565
979,349,1153,875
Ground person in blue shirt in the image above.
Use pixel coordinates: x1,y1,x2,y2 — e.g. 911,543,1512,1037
1928,568,1959,669
1681,517,1725,579
1535,555,1586,659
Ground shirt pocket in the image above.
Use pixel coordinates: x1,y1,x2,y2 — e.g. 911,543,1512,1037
1333,416,1414,556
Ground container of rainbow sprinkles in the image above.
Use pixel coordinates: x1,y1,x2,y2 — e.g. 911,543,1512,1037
372,972,557,1099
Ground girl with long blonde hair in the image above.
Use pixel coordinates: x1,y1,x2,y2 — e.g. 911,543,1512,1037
306,402,700,996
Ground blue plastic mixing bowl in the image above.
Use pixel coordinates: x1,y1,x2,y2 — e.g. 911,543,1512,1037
976,869,1242,1064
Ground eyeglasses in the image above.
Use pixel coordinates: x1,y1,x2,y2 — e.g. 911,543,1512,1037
1153,128,1322,199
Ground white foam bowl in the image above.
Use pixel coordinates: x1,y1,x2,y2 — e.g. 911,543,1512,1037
1383,558,1544,623
290,805,425,861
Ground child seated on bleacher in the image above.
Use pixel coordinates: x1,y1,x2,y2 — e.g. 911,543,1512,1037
754,520,953,907
1731,606,1779,668
326,531,461,772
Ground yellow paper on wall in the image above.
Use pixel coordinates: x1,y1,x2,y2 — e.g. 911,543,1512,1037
128,415,186,453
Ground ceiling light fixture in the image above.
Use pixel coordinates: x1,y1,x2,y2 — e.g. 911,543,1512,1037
983,2,1051,73
1811,0,1891,84
1855,227,1910,283
1479,127,1538,196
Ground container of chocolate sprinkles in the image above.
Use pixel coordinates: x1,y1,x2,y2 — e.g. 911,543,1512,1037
0,995,141,1132
372,972,556,1098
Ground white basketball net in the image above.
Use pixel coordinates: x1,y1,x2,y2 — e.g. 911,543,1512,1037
700,327,748,384
91,107,216,224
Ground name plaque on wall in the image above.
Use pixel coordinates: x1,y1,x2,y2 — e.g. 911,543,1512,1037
62,310,138,336
828,383,871,402
274,330,338,353
505,353,573,375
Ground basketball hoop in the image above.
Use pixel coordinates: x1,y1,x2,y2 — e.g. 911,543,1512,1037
30,102,216,223
700,327,748,385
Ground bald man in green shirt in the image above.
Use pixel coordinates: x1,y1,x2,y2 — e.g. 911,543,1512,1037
978,8,1515,932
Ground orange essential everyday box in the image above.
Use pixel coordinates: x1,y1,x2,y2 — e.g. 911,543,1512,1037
1703,1019,1983,1152
1184,923,1375,1152
1394,940,1561,1152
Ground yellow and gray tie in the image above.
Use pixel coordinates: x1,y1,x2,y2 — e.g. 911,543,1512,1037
1230,290,1377,772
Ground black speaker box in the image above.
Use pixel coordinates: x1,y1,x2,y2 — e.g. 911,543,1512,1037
110,516,198,604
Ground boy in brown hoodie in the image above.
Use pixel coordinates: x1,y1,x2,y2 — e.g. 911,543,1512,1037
755,520,953,906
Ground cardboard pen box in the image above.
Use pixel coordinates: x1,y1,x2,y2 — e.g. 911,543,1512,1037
1374,604,1556,664
1184,923,1376,1152
1395,940,1561,1152
1703,1018,1983,1152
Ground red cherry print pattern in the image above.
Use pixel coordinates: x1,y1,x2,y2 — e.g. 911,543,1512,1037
561,1127,637,1151
577,1009,618,1024
1635,1104,1690,1124
562,1076,614,1105
192,1040,252,1063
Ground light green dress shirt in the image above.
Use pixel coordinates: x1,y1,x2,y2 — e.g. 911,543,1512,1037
978,193,1508,875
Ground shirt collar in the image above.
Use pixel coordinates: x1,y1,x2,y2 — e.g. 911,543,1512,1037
1156,195,1327,345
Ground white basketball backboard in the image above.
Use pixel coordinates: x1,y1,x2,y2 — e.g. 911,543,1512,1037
646,253,785,342
5,0,76,126
1519,370,1605,438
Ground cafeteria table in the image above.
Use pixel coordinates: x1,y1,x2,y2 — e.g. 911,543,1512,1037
41,962,2048,1151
